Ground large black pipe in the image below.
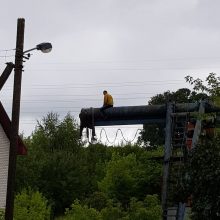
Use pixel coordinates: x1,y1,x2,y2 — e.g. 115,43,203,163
79,103,197,131
79,102,220,132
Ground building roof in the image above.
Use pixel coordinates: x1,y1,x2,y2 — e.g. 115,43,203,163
0,102,27,155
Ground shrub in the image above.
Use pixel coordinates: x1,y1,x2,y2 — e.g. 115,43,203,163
0,209,4,220
64,200,101,220
14,188,51,220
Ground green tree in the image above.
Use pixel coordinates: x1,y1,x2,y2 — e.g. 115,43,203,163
16,113,163,218
83,143,112,195
98,154,138,205
185,72,220,133
0,209,4,220
127,195,162,220
63,200,101,220
100,201,125,220
186,72,220,106
98,153,162,206
86,192,108,211
32,112,80,152
185,73,220,96
183,136,220,220
16,113,85,215
14,188,51,220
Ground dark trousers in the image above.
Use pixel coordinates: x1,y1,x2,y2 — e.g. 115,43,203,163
100,105,113,117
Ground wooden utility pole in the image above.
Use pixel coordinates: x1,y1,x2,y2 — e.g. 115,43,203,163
5,18,25,220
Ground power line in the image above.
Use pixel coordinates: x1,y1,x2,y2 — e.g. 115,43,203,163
1,97,151,102
0,55,15,58
6,110,80,114
20,56,220,64
1,82,184,90
0,49,15,52
1,92,157,97
0,79,184,88
22,79,184,87
23,65,220,71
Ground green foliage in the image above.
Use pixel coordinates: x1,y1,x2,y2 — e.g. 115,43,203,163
63,200,101,220
183,136,220,219
86,192,108,211
128,195,162,220
16,113,163,217
16,113,86,215
100,201,125,220
14,188,51,220
138,124,164,147
0,209,4,220
148,88,208,105
185,72,220,105
99,153,137,205
34,112,80,152
83,143,112,194
57,195,162,220
98,153,162,206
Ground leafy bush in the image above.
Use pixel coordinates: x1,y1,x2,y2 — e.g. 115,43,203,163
183,136,220,219
14,188,51,220
98,153,161,206
127,195,162,220
63,200,101,220
86,192,108,211
58,195,162,220
0,209,4,220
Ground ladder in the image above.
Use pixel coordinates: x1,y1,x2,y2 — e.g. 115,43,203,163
165,111,190,220
162,101,205,220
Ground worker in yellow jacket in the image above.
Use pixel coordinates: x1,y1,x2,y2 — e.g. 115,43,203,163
100,90,113,113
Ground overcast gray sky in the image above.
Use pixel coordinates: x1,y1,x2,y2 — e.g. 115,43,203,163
1,0,220,143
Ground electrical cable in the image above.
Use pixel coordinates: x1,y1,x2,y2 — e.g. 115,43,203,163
0,97,154,102
0,49,15,52
19,79,184,87
1,82,184,91
23,65,220,72
26,56,220,64
0,55,15,58
98,128,142,145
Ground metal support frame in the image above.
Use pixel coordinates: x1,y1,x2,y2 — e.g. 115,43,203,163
162,102,173,220
177,202,186,220
192,101,205,149
176,100,205,220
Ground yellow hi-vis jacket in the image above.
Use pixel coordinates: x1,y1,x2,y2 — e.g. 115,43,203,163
103,93,113,106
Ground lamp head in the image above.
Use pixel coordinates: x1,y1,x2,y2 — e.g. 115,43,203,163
36,42,52,53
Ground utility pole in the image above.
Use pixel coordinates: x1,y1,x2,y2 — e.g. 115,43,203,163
5,18,25,220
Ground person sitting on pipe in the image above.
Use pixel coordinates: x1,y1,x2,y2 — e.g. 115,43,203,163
100,90,114,116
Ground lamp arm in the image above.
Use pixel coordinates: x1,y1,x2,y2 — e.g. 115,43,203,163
23,47,37,54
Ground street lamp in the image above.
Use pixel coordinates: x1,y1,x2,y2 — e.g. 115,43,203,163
23,42,52,54
5,18,52,220
0,43,52,90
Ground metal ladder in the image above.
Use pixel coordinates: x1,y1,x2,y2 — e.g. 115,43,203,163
166,112,189,220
